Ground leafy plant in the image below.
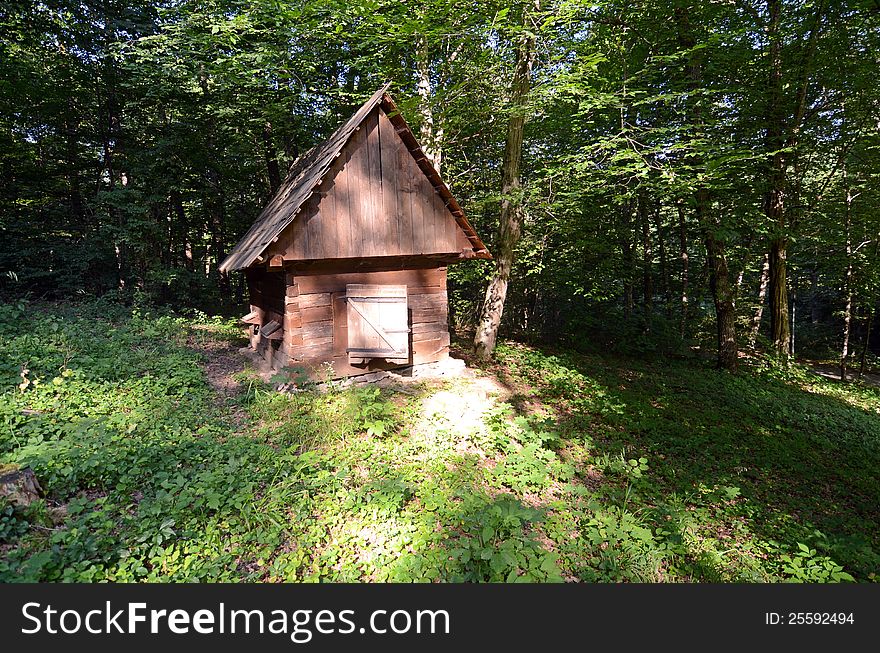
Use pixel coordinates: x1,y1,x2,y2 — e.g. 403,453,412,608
446,497,563,583
354,387,395,437
780,544,856,583
0,501,29,543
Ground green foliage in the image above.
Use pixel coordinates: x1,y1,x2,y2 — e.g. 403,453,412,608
0,501,29,543
779,543,855,583
483,408,573,493
1,304,878,583
446,497,563,583
493,340,879,582
2,0,879,584
353,387,396,438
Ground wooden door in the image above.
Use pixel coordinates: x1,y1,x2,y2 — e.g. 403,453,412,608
345,284,409,361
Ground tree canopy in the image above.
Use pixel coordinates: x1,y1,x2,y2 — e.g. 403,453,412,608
2,0,880,368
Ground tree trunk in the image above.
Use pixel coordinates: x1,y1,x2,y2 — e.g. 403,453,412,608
810,258,820,324
164,214,172,268
264,121,282,194
790,274,797,357
678,202,689,338
858,306,873,381
675,6,737,369
205,171,228,293
859,238,880,380
654,202,671,317
733,241,752,307
705,229,738,371
840,293,852,381
769,236,790,355
750,253,770,347
840,183,853,381
198,64,230,296
621,203,635,320
473,6,536,360
639,193,653,318
65,98,84,224
171,190,192,270
96,87,126,290
765,0,789,357
764,0,825,357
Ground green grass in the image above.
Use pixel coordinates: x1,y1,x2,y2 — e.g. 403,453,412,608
0,300,877,582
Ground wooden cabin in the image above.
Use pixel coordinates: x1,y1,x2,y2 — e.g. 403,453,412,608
219,84,491,379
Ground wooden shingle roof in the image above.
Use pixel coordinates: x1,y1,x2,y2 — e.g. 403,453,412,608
219,85,490,273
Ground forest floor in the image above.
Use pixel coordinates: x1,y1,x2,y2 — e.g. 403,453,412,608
1,301,878,582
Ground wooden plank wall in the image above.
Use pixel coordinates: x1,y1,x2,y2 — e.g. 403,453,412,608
267,107,467,262
282,266,450,379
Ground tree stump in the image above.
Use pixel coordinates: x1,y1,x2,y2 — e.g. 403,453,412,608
0,464,43,507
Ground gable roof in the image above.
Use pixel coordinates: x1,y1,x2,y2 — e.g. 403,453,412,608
219,85,490,273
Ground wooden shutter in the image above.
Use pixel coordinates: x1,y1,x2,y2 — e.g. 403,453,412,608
260,320,283,341
346,284,409,361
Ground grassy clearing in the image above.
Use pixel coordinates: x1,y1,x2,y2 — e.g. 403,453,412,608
0,301,877,582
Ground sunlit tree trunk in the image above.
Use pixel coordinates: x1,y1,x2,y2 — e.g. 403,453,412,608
473,5,537,360
750,253,770,347
840,182,853,381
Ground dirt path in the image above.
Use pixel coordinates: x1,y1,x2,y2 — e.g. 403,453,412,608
187,325,253,426
804,361,880,389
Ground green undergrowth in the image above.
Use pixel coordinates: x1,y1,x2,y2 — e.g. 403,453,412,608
491,342,880,582
0,301,877,582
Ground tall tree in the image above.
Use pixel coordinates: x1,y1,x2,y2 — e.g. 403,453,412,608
473,2,538,360
763,0,828,357
676,2,738,370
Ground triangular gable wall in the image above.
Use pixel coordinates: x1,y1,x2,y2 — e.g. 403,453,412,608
266,106,473,262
